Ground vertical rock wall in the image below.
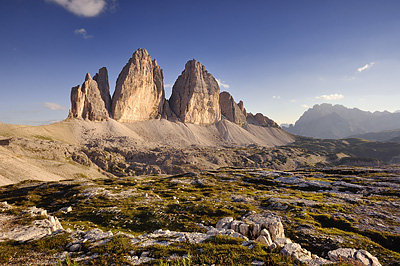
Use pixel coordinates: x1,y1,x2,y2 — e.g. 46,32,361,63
169,59,221,124
111,48,165,122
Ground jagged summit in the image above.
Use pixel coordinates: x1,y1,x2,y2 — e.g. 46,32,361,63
68,69,109,121
169,59,221,124
111,48,165,122
67,48,280,129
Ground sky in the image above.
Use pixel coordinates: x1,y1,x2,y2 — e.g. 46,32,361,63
1,0,400,125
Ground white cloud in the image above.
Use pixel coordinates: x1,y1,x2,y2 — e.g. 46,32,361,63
315,94,344,100
290,99,296,103
74,28,93,39
44,102,67,110
357,62,375,73
46,0,107,17
216,79,230,89
272,96,280,99
301,104,310,109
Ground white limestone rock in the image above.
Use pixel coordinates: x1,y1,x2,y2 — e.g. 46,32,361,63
112,48,165,122
216,217,234,229
328,248,382,266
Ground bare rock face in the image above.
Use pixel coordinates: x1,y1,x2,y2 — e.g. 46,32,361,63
219,91,247,126
238,100,247,116
169,59,221,124
111,48,165,122
93,67,111,115
247,112,280,128
69,73,110,121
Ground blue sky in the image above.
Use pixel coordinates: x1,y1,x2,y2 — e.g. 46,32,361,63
1,0,400,125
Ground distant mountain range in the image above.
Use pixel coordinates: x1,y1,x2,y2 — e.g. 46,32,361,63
283,103,400,139
352,129,400,143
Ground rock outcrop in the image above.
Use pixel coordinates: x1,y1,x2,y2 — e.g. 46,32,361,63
169,59,221,124
219,91,247,126
93,67,112,115
0,205,63,243
68,72,110,121
328,248,382,266
111,48,165,122
247,112,280,128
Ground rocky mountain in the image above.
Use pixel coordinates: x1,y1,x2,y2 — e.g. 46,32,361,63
169,59,221,124
284,103,400,139
219,91,247,126
111,49,165,122
68,72,110,121
351,129,400,143
68,48,280,130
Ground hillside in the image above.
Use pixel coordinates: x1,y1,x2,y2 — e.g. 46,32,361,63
0,118,295,186
283,103,400,139
351,129,400,143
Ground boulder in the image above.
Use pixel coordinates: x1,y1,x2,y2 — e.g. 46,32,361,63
112,48,165,122
239,223,250,237
328,248,382,266
274,237,292,248
281,243,332,265
69,72,110,121
169,59,221,124
0,201,12,211
216,217,234,229
281,243,312,262
256,234,272,246
243,211,285,241
219,91,247,126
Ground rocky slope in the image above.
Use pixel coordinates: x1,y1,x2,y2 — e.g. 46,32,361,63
284,103,400,139
0,119,295,185
1,166,396,265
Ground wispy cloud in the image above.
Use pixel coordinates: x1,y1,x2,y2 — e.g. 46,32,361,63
44,102,67,110
216,79,230,89
290,99,296,103
301,104,310,109
74,28,93,39
357,62,375,73
272,96,280,99
46,0,108,17
315,94,344,100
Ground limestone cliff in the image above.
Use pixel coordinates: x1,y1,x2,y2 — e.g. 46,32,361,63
169,59,221,124
93,67,111,115
219,91,247,126
68,73,109,121
111,48,165,122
